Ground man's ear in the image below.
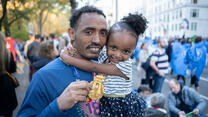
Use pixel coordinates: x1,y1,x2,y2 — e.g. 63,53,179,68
68,28,75,46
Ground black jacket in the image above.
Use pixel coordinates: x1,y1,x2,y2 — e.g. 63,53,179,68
0,53,17,114
145,107,169,117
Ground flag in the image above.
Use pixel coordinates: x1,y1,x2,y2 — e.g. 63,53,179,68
171,41,187,76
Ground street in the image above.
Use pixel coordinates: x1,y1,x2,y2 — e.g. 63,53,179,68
13,61,208,117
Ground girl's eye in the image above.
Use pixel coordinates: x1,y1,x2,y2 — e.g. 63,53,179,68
110,46,117,51
123,49,130,54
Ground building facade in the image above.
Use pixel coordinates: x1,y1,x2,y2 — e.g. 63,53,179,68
139,0,208,39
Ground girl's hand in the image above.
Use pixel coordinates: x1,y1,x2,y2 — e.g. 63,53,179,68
60,47,73,65
66,47,78,57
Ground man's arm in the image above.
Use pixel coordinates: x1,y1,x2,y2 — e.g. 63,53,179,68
17,72,61,116
150,60,164,77
168,93,181,115
18,72,92,116
149,51,164,77
14,42,24,62
188,87,206,114
60,50,128,80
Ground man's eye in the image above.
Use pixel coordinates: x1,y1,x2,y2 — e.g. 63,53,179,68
86,31,92,35
100,31,107,37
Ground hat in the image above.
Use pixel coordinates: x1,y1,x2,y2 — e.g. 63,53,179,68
29,31,34,35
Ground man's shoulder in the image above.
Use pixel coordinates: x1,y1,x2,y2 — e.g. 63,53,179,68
182,86,195,93
40,58,68,72
32,58,74,83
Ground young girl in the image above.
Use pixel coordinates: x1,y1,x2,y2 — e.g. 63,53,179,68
61,13,147,116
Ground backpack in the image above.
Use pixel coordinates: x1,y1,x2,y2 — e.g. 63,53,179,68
141,54,152,71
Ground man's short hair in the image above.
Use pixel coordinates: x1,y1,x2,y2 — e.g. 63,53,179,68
35,34,41,40
151,93,166,108
49,33,55,39
69,6,106,29
137,85,151,93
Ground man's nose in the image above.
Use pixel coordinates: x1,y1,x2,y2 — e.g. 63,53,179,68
92,33,100,44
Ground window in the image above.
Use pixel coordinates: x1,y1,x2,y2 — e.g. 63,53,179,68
176,11,178,19
168,1,170,8
180,10,182,18
159,5,161,12
191,22,197,31
175,24,177,31
172,24,174,31
167,14,169,22
155,7,157,13
190,9,199,18
163,15,166,22
172,14,175,20
179,23,182,30
192,0,197,4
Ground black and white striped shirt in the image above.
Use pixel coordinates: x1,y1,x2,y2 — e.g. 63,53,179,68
151,48,169,74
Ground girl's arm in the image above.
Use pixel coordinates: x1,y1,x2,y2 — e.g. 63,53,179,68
60,48,129,80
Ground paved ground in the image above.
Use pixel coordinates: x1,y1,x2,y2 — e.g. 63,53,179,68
13,62,30,116
13,61,208,116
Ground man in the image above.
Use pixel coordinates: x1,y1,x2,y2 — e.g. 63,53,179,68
27,34,41,63
27,34,41,81
168,79,206,117
17,6,107,117
150,38,169,93
24,32,35,58
5,31,24,62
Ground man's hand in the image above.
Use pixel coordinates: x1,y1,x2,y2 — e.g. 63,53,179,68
157,71,165,77
57,81,92,112
178,111,185,117
193,108,200,115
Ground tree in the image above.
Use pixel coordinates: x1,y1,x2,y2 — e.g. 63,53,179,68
33,0,72,35
0,0,76,36
0,0,33,33
0,0,8,31
69,0,77,13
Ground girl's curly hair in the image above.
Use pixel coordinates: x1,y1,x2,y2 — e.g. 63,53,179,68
107,13,148,42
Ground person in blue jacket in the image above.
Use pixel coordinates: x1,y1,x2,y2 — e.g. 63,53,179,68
186,36,207,92
17,6,108,117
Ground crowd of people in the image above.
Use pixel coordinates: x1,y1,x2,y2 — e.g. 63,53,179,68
0,30,70,116
0,5,207,117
